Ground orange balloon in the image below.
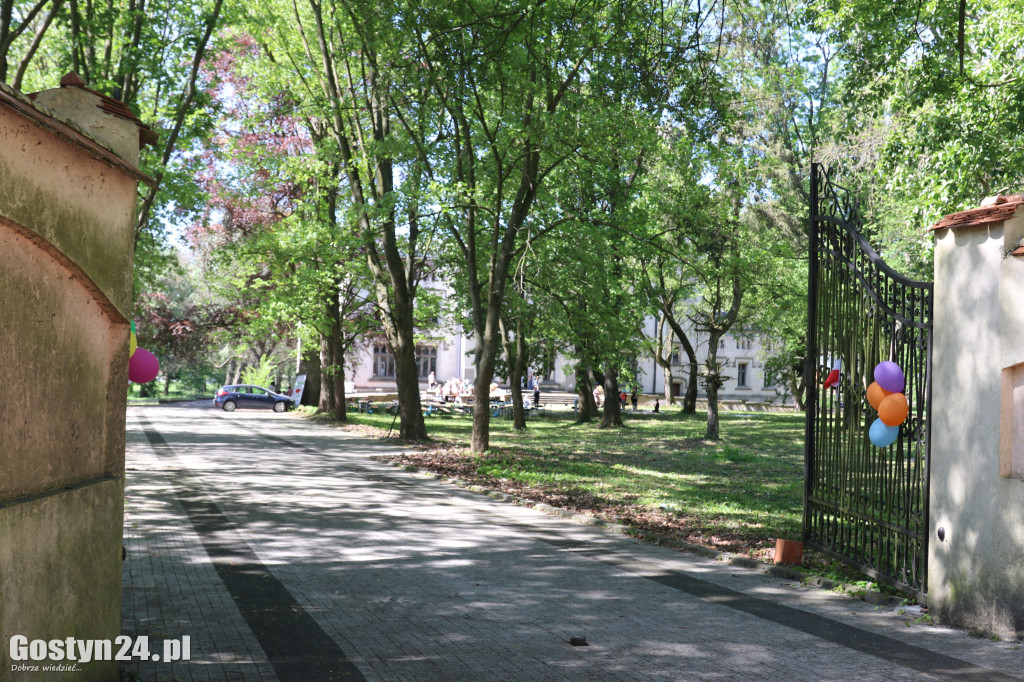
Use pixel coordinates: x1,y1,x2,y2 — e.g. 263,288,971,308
866,382,891,410
878,392,909,426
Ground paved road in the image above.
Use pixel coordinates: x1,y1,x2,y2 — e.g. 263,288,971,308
121,403,1023,681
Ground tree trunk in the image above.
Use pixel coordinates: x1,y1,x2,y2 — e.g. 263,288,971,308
318,343,331,415
706,382,720,439
501,317,527,431
319,333,338,416
465,101,543,453
598,367,623,428
471,340,499,452
11,0,63,90
575,363,597,422
684,356,699,414
705,332,724,440
790,368,806,411
663,364,674,405
389,307,427,441
653,355,675,405
298,346,321,407
662,308,699,414
319,290,344,417
652,312,675,405
508,368,525,430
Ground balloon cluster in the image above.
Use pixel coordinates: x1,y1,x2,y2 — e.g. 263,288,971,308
128,321,160,384
867,361,908,447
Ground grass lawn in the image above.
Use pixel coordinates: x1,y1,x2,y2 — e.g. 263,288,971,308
334,408,807,563
127,387,213,405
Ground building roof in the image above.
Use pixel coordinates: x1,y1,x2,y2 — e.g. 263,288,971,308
28,71,159,148
0,78,156,186
929,194,1024,232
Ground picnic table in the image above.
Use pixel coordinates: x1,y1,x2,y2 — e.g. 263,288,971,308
352,399,399,415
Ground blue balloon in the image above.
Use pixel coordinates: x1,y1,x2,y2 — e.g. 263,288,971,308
869,418,899,448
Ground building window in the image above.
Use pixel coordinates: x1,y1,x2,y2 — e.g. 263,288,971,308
670,347,680,365
374,345,396,378
374,345,437,379
737,362,749,388
415,346,437,379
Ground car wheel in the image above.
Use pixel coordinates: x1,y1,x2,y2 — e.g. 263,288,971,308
222,400,237,412
273,401,286,413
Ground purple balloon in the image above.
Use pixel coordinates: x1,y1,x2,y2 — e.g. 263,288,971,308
874,361,905,393
129,347,160,383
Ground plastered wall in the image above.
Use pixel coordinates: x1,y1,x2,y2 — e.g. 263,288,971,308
1,86,138,680
930,215,1024,640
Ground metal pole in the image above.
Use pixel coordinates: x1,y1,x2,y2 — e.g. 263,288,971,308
803,163,821,543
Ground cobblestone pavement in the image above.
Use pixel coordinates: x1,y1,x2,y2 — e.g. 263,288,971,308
121,403,1024,681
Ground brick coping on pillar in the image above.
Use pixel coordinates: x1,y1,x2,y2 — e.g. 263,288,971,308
929,194,1024,233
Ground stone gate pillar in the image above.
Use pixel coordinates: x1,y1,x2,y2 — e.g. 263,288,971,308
0,74,154,679
929,195,1024,639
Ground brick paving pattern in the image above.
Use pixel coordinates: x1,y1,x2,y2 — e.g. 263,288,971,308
120,403,1024,681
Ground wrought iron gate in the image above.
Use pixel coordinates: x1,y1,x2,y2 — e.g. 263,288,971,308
804,164,932,600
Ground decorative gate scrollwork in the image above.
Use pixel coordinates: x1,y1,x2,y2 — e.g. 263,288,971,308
804,163,932,600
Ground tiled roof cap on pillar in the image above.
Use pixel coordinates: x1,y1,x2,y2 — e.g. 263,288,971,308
28,71,158,165
929,194,1024,234
55,71,159,147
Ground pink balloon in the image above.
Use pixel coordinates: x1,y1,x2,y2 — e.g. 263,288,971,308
128,347,160,383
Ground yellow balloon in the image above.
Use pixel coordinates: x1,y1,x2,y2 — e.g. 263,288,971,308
129,330,137,358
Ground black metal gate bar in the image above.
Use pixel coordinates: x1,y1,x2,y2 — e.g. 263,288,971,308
804,163,932,600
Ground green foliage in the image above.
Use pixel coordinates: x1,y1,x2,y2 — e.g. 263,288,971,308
240,353,275,388
810,0,1024,274
13,0,1020,448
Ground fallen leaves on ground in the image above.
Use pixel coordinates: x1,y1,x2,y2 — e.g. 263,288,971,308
378,443,775,562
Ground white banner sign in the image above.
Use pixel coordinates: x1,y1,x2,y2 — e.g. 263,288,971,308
292,374,307,406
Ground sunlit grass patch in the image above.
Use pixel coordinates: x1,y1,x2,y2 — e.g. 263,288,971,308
341,408,806,561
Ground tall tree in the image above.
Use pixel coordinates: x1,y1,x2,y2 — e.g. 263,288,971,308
408,0,697,449
0,0,61,86
186,31,381,419
253,0,431,439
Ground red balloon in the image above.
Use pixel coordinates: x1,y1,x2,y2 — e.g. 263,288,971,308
129,348,160,383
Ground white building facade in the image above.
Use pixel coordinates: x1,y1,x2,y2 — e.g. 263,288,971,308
349,314,788,406
635,317,786,404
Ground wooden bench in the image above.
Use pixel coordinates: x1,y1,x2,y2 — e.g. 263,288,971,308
534,394,576,406
532,393,578,413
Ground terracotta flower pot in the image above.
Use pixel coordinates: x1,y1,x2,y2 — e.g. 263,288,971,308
774,538,803,565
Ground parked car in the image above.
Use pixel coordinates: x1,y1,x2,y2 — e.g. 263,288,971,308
213,384,293,413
